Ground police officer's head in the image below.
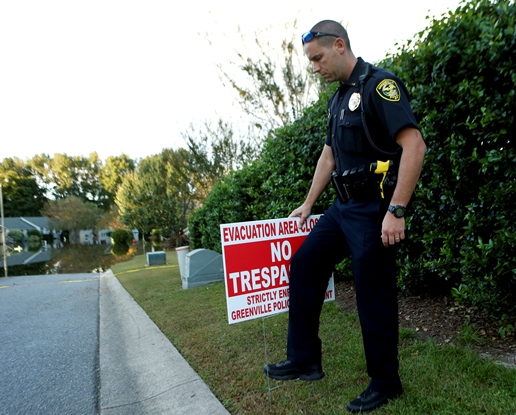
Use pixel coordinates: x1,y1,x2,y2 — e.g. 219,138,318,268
301,20,356,83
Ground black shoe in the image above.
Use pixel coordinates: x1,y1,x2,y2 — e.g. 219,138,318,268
264,360,325,381
346,384,402,413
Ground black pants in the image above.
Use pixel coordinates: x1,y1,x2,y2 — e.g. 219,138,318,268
286,198,400,387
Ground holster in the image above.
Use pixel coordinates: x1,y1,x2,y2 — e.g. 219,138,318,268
331,161,399,202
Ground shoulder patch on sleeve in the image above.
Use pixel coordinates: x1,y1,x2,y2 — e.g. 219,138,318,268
376,79,401,102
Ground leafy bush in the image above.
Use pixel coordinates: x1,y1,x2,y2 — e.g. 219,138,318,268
258,94,336,218
7,229,24,243
380,0,516,317
26,229,42,239
27,235,41,252
110,228,133,246
27,235,40,243
111,243,130,257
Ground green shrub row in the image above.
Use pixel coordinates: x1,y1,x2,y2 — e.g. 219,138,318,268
381,0,516,319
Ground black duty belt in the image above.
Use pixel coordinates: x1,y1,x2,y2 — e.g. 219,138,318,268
331,160,398,202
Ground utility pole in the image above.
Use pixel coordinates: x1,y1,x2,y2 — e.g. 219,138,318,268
0,182,7,278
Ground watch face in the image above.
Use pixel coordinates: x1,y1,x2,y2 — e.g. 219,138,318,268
389,205,405,218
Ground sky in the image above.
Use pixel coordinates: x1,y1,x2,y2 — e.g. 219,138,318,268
0,0,463,163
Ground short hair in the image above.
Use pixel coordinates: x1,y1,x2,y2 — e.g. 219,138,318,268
311,20,351,50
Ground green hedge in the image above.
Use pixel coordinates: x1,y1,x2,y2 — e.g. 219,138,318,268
380,0,516,319
190,0,516,321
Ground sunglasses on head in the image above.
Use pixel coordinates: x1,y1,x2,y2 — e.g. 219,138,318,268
301,31,339,45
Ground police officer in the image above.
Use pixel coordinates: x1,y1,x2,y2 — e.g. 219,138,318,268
264,20,426,413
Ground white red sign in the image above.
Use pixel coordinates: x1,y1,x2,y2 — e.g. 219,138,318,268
220,215,334,324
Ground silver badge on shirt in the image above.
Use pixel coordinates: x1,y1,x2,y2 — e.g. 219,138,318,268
348,92,361,112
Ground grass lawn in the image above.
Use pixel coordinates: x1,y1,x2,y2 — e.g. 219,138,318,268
112,251,516,415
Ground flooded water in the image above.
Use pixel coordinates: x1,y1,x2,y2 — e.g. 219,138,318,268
0,243,136,277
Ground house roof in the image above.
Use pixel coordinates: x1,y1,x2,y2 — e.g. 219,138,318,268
3,249,53,267
3,217,53,232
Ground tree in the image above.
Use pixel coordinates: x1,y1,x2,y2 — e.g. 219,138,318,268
115,171,154,235
100,154,136,208
181,119,261,201
179,23,321,206
116,150,197,245
98,205,128,232
29,153,111,209
42,196,102,244
215,22,324,134
162,148,197,232
0,157,47,216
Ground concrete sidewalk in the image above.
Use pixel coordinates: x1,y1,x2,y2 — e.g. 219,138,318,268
99,271,230,415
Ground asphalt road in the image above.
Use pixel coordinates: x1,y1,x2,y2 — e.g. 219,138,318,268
0,273,100,415
0,272,230,415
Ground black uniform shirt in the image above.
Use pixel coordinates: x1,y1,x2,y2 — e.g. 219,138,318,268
326,57,419,174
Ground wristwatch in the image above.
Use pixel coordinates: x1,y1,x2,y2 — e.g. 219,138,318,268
388,204,406,218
